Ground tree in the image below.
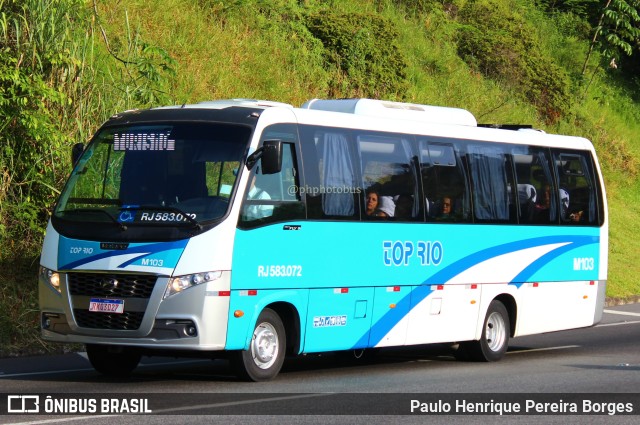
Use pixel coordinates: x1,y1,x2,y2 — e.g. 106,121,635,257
582,0,640,75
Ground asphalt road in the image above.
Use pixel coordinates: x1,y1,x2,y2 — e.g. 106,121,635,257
1,303,639,424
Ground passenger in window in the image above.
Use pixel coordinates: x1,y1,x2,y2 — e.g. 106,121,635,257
562,188,586,222
569,210,584,222
375,196,395,219
244,174,273,220
437,196,454,221
394,194,414,219
365,191,380,217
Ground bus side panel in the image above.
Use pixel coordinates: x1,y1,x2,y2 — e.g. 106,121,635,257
303,287,374,353
509,228,602,336
514,280,599,337
232,222,603,350
368,285,411,347
225,289,309,350
404,284,481,345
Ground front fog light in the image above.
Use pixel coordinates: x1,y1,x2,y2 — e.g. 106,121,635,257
40,267,61,293
164,271,222,299
42,313,60,329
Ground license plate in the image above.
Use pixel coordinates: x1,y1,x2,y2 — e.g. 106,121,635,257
89,298,124,314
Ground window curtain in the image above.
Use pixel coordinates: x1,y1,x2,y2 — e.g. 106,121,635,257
322,132,355,216
400,139,420,217
468,145,508,220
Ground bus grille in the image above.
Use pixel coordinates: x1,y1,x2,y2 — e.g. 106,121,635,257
74,309,144,330
68,273,157,299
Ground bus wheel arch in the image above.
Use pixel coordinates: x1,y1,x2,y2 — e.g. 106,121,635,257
266,301,301,357
231,304,297,381
457,295,515,362
494,293,517,338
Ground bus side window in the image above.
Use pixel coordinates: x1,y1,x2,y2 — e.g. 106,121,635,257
554,152,597,225
299,125,360,220
467,144,512,222
358,134,419,221
512,148,556,224
419,140,470,222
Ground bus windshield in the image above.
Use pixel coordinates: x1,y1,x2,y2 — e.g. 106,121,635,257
54,122,251,229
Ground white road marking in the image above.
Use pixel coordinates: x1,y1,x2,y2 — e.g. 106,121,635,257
0,359,208,378
0,416,117,425
152,393,334,414
0,367,94,378
507,345,580,354
603,309,640,317
597,320,640,327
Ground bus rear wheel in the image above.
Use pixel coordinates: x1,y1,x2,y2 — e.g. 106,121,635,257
458,300,510,362
231,308,286,381
86,344,141,377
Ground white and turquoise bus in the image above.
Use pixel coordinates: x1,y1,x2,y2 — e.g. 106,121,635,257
39,98,608,381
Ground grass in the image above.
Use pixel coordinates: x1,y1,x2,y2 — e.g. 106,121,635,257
607,179,640,299
0,258,47,356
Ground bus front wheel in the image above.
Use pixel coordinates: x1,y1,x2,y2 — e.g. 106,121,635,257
86,344,141,377
231,308,286,381
458,300,510,362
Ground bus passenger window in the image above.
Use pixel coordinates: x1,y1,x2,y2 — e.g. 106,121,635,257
358,134,419,221
467,144,512,222
419,140,470,222
554,152,597,225
321,132,357,217
512,149,556,224
297,125,363,220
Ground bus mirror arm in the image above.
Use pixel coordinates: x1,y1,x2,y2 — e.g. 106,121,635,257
245,140,283,174
246,149,262,171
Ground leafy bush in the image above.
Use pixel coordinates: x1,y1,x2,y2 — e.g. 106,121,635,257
0,0,177,355
390,0,439,16
457,0,571,123
391,0,465,19
305,11,409,98
0,0,82,254
0,0,176,259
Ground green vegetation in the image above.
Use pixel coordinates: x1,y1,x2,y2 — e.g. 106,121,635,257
1,0,639,355
305,10,409,97
457,0,572,123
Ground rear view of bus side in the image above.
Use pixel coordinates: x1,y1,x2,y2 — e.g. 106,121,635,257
39,99,607,381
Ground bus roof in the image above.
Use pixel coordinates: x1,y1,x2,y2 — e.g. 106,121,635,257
124,98,592,152
301,98,478,127
151,99,294,110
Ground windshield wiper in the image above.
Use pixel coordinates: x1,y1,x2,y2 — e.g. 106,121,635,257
61,208,128,231
121,205,202,231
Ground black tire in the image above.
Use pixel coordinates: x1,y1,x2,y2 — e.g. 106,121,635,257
86,344,141,377
230,308,286,382
457,300,510,362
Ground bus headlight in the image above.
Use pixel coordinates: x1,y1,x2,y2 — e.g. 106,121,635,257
40,267,61,294
164,271,222,299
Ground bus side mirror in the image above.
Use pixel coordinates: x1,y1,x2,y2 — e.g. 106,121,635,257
261,140,283,174
246,140,283,174
71,143,84,167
